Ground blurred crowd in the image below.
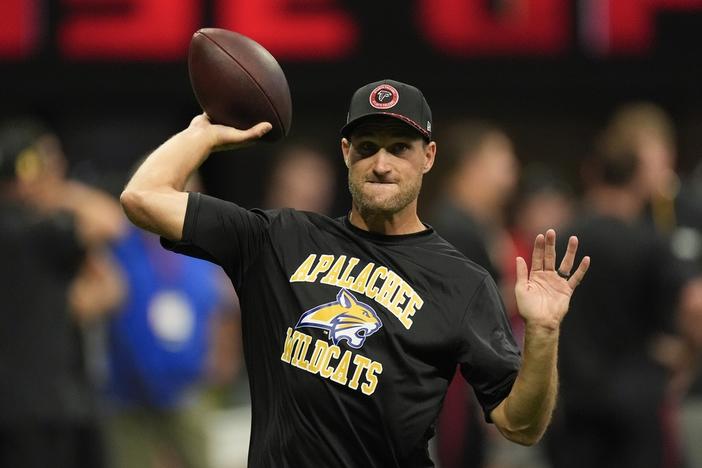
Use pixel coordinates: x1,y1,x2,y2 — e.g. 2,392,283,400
0,102,701,468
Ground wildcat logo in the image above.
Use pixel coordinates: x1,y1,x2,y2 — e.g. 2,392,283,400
296,289,382,349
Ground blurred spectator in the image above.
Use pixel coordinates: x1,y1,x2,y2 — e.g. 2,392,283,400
428,121,519,468
599,103,702,467
105,175,240,468
507,165,576,338
599,102,678,232
264,144,336,214
545,144,688,468
510,165,575,263
430,121,519,283
0,119,125,468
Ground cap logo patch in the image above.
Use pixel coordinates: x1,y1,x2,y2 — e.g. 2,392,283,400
369,84,399,109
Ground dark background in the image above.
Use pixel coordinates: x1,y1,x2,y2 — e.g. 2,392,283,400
2,0,701,213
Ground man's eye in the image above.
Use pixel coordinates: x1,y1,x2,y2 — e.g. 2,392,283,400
389,143,410,155
358,143,378,156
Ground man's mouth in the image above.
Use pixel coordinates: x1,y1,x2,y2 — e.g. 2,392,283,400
366,180,395,185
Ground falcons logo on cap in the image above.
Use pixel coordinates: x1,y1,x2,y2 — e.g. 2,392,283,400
369,84,399,109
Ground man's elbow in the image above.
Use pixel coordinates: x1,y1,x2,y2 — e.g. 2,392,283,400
500,426,543,447
119,189,148,226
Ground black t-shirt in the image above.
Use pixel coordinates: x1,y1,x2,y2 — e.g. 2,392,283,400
429,198,501,283
0,202,87,423
162,193,520,468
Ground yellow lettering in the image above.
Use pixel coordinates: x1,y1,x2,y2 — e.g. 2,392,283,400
338,257,360,289
281,329,384,397
307,254,335,282
290,254,316,282
349,354,371,390
361,361,383,395
295,333,313,371
366,266,387,300
390,281,410,309
319,344,340,378
376,271,401,311
280,327,296,363
307,339,329,374
400,294,424,330
289,331,307,366
350,263,374,294
321,255,346,286
331,350,352,385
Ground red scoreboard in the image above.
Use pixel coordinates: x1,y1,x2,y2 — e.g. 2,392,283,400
2,0,702,61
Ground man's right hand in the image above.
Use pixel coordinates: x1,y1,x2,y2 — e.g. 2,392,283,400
187,113,272,152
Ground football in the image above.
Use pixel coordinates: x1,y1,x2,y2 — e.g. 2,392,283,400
188,28,292,142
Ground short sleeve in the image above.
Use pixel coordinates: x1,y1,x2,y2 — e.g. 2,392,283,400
458,276,521,422
160,192,277,288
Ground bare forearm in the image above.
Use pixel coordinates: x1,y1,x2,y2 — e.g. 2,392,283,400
492,324,559,445
126,127,213,194
492,231,589,445
120,127,213,238
120,115,270,240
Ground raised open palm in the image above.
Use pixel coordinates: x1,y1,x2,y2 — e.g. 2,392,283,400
515,229,590,331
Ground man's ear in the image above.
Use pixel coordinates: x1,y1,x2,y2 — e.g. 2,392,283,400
341,138,351,168
422,141,437,174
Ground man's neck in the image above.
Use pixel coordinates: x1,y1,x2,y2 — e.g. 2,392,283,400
448,178,499,226
586,185,644,222
349,203,426,235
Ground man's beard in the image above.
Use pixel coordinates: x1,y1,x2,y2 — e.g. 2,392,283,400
348,175,422,217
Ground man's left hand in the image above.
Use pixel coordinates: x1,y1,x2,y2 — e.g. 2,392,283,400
515,229,590,332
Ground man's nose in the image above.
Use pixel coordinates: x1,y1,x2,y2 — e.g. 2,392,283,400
371,149,392,175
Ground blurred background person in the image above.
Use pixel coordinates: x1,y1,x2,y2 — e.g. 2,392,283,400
427,121,519,468
0,119,125,468
104,173,241,468
545,141,690,468
507,165,576,342
510,165,575,266
429,121,519,283
264,143,337,214
480,166,576,468
599,103,702,468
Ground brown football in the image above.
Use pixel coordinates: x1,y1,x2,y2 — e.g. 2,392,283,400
188,28,292,142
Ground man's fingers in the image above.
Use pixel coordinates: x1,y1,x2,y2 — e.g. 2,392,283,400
515,256,528,291
211,122,272,151
544,229,557,270
246,122,273,139
531,233,545,271
568,256,591,289
558,236,578,275
222,122,272,142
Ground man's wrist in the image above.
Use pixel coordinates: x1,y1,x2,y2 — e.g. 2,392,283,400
182,125,218,152
524,320,561,338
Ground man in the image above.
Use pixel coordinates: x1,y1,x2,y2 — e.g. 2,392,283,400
428,121,520,468
264,143,337,214
596,102,702,467
430,121,519,283
105,170,240,468
545,146,688,468
120,79,589,467
0,119,125,468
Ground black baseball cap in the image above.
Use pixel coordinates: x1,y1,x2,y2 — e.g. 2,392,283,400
341,79,432,140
